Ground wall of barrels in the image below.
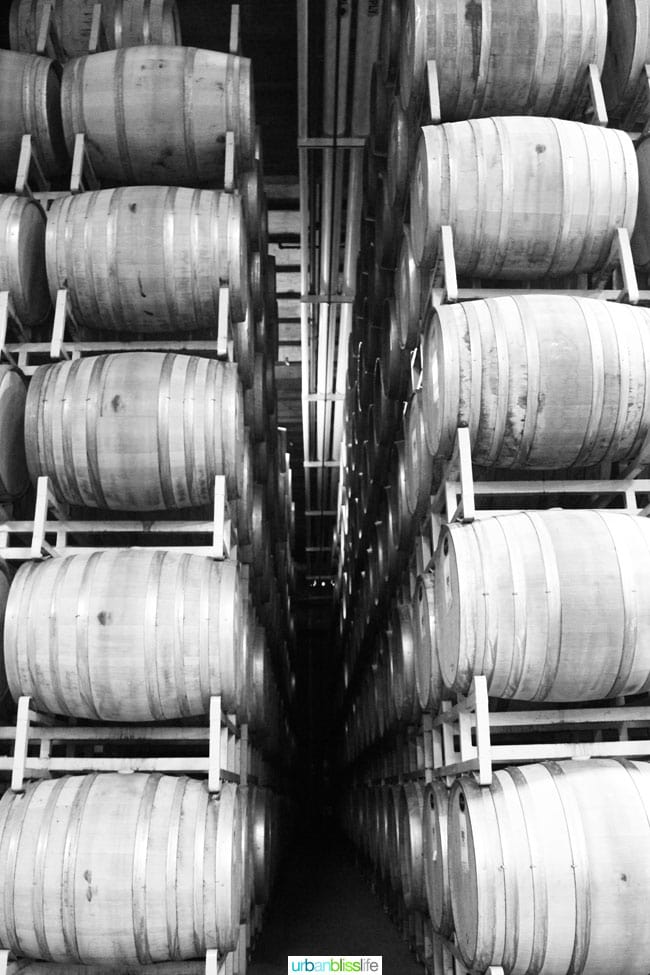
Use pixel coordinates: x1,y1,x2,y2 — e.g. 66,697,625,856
0,1,297,972
335,2,650,974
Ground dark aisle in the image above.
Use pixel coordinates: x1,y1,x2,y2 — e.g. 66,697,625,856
248,821,425,975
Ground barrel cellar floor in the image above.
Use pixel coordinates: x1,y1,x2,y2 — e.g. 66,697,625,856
248,818,425,975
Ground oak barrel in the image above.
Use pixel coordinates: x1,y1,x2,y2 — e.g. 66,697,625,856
449,760,650,973
395,224,421,351
410,117,638,274
602,0,650,123
436,510,650,702
0,50,67,187
399,0,607,117
0,195,50,328
46,187,248,329
9,0,182,58
413,570,445,712
0,366,30,500
61,46,255,186
422,295,650,469
5,551,244,721
24,353,245,509
0,774,241,964
423,781,453,937
398,782,427,912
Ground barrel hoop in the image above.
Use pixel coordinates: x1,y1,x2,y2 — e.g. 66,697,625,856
488,773,520,971
492,118,512,277
157,353,177,510
160,186,180,331
84,356,110,509
182,353,198,502
192,792,209,954
48,555,77,716
199,558,215,707
0,199,13,294
547,762,592,974
106,188,129,331
19,54,31,144
165,775,187,958
143,551,167,721
204,359,218,499
574,300,606,467
498,518,528,699
190,188,205,328
183,49,199,182
507,767,549,971
527,0,545,113
598,511,639,697
470,0,490,118
627,309,650,465
43,364,68,503
513,310,541,467
142,0,152,43
610,299,635,461
524,512,563,701
33,776,69,960
488,295,511,467
75,552,103,720
114,48,135,184
166,554,190,717
132,772,161,964
464,302,483,449
3,785,36,955
57,357,82,505
62,775,97,960
575,122,599,272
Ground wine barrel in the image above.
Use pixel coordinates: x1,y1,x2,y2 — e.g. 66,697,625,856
422,294,650,468
0,50,67,188
7,964,206,974
24,353,245,509
602,0,650,124
0,195,50,328
413,570,445,712
632,136,650,271
449,760,650,973
0,366,30,500
423,781,453,937
386,95,414,211
395,224,421,351
399,0,607,117
0,774,242,963
410,118,638,274
436,509,650,702
9,0,182,58
379,0,402,84
46,187,248,330
5,551,244,721
404,389,434,519
380,297,410,401
61,46,255,186
389,600,418,724
398,782,427,912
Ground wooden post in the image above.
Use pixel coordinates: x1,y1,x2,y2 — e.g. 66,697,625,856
208,695,222,795
229,4,241,55
15,134,50,196
88,2,109,53
218,285,230,358
70,133,100,193
426,60,442,124
11,696,32,793
586,63,608,126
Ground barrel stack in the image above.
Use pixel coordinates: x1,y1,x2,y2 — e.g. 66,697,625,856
0,3,296,972
335,2,650,973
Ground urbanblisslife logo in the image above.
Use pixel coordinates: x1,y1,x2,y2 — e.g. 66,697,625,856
288,958,382,973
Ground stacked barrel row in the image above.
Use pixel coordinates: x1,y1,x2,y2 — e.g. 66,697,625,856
335,2,650,973
0,2,296,969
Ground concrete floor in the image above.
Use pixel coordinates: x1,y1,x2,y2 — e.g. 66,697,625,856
248,821,426,975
